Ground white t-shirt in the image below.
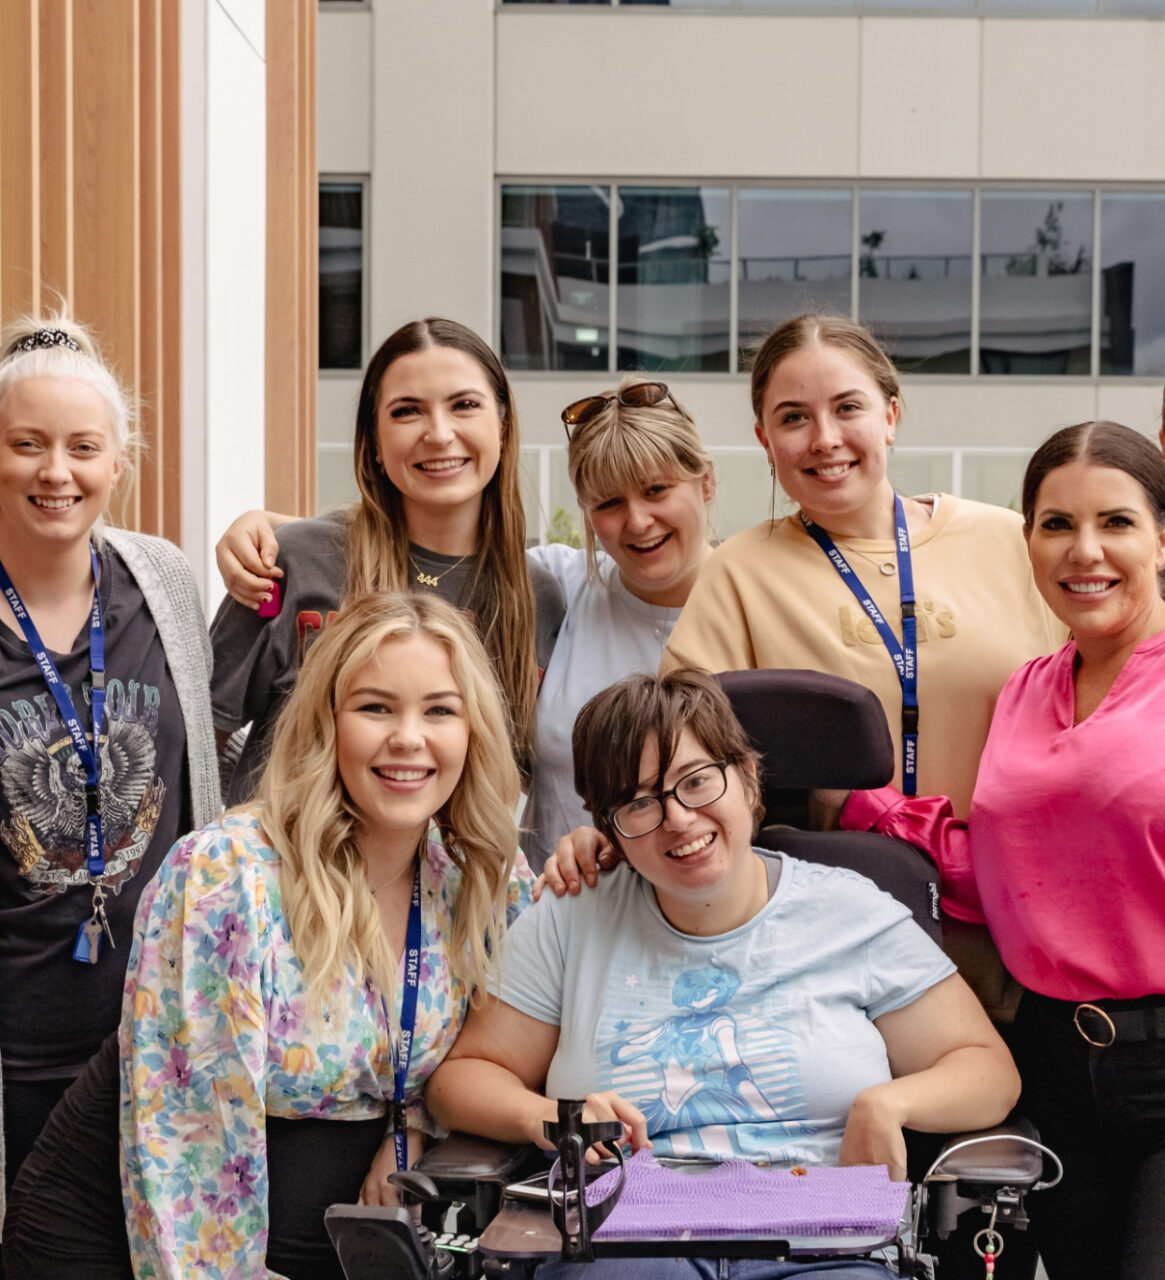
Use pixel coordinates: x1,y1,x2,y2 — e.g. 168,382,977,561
490,853,954,1167
523,544,683,871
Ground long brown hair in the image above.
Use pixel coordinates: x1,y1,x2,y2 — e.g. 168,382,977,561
346,318,538,771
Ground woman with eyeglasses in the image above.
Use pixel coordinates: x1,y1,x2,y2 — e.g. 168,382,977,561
211,318,565,803
219,371,715,873
427,668,1019,1280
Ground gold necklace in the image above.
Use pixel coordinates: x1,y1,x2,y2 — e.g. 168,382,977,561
367,852,417,897
409,552,472,589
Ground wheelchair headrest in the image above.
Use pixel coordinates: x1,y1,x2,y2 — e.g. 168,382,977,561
716,669,895,817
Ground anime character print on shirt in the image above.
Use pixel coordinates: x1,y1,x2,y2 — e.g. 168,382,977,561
0,676,166,893
607,963,816,1162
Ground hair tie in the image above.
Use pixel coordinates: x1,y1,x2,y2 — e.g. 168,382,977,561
11,328,81,354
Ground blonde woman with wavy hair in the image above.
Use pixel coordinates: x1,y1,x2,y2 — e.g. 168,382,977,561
117,592,533,1280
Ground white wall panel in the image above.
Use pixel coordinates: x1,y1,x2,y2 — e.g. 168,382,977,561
183,0,267,611
859,18,980,178
318,8,372,174
370,0,494,339
982,20,1165,180
496,14,860,180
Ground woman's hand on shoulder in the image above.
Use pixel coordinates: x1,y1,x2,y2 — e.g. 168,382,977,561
838,1086,908,1182
533,827,622,901
215,509,293,609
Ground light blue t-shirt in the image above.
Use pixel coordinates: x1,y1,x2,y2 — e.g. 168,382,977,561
490,853,954,1167
523,544,682,872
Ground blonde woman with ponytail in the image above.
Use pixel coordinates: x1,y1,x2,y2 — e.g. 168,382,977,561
120,593,532,1280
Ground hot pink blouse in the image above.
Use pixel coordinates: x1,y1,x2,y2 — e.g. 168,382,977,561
843,630,1165,1002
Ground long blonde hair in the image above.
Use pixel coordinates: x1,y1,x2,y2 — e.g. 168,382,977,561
346,318,538,773
258,592,522,1003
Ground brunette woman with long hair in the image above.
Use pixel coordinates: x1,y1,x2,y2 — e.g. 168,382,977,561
211,318,563,802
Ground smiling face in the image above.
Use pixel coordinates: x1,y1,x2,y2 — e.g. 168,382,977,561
335,632,470,868
754,342,899,539
585,471,712,606
617,727,759,927
374,345,504,542
1025,460,1165,652
0,376,123,558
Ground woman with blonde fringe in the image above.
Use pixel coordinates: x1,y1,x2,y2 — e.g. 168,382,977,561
119,592,533,1280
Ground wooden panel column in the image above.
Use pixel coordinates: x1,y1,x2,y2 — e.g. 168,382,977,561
0,0,181,540
265,0,318,516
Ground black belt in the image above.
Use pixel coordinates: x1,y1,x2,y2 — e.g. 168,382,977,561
1030,991,1165,1047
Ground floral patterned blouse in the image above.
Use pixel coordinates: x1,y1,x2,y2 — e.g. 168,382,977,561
119,808,532,1279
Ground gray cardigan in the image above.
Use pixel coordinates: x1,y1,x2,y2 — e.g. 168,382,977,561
0,529,220,1234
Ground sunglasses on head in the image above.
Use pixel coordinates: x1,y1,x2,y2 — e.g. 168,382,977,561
561,382,678,439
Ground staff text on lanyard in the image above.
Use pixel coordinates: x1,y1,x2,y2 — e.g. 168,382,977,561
799,495,919,795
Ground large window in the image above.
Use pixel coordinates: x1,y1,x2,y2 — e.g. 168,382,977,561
319,180,365,370
859,189,974,374
979,192,1093,375
499,182,1165,379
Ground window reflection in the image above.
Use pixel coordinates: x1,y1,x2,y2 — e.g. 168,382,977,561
980,192,1093,375
858,190,973,374
616,186,732,372
500,184,611,372
737,189,853,364
319,182,363,370
1100,194,1165,376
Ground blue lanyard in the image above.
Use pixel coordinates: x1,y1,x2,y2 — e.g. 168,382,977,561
0,547,107,870
381,860,423,1172
799,495,919,796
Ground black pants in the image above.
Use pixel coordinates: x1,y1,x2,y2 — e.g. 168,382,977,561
3,1033,389,1280
1008,992,1165,1280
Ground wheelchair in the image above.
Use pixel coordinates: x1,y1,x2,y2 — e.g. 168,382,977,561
326,671,1061,1280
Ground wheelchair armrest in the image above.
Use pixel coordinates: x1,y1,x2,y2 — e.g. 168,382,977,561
413,1132,546,1230
925,1116,1045,1188
416,1131,541,1185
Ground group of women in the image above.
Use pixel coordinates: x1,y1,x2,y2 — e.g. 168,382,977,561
0,300,1157,1280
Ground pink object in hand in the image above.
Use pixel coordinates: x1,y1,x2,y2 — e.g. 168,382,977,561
257,581,282,618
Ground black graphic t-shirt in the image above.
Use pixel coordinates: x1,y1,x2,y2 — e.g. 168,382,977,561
0,545,189,1079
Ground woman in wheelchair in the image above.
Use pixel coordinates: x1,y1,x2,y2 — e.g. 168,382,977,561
842,421,1165,1280
3,593,533,1280
426,668,1019,1279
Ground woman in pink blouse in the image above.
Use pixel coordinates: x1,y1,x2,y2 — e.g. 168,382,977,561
843,421,1165,1280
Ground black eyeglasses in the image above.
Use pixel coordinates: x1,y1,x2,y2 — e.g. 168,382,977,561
561,382,678,439
608,761,729,839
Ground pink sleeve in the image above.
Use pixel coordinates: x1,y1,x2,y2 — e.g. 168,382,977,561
840,787,986,925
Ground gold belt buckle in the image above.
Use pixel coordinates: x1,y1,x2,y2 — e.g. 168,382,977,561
1074,1002,1117,1047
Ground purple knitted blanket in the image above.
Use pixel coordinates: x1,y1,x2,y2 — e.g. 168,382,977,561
584,1152,909,1240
